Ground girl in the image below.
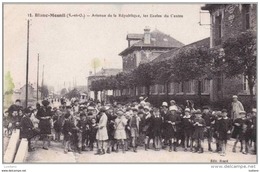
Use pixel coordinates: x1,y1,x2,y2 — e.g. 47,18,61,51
151,108,163,151
192,110,205,153
114,110,128,153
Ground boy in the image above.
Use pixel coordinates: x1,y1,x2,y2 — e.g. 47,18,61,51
89,118,98,151
114,110,128,153
129,107,140,152
76,113,88,153
20,108,39,152
192,110,205,153
216,109,232,156
202,106,214,152
151,108,163,151
182,108,193,152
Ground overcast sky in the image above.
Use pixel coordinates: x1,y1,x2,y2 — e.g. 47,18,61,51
4,4,210,92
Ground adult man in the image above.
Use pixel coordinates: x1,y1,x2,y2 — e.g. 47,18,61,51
231,95,244,120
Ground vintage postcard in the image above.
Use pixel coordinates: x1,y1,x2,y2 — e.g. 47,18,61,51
2,2,257,170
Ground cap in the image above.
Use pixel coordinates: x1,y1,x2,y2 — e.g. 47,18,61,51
42,100,50,106
24,108,31,114
202,106,210,110
215,111,222,116
185,108,191,112
232,95,238,99
170,100,176,104
221,109,228,113
169,106,178,111
144,106,150,111
139,96,144,100
80,113,86,117
87,106,95,110
100,107,107,113
132,107,138,112
195,109,202,114
117,110,124,116
252,108,257,113
162,102,168,107
239,110,246,114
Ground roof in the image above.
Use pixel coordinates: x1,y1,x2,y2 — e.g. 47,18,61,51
119,29,184,56
127,34,143,40
152,37,210,63
92,68,122,77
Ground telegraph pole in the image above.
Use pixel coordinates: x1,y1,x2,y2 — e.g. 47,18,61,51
25,20,30,108
37,53,39,102
41,65,45,99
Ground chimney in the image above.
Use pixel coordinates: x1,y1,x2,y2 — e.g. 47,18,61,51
144,26,151,44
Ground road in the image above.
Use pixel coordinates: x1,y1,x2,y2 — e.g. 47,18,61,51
25,139,256,163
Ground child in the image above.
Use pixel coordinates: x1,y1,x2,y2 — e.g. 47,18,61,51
151,108,163,151
232,111,247,153
192,110,205,153
114,110,128,153
129,107,140,152
62,113,73,153
89,118,98,151
213,111,222,153
182,108,193,152
20,108,39,152
251,108,257,154
216,109,232,156
53,110,63,142
76,113,88,153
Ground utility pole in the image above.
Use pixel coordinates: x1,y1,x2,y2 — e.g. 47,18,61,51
41,65,44,99
25,19,30,108
37,53,39,102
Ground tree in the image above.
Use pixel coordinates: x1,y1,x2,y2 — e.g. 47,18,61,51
60,88,68,96
222,30,256,105
172,46,212,107
40,85,49,98
133,63,155,96
4,71,15,108
65,88,81,99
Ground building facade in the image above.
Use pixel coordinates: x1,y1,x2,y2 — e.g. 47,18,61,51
202,4,257,102
119,27,184,72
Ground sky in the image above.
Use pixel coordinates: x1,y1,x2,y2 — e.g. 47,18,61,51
4,4,210,92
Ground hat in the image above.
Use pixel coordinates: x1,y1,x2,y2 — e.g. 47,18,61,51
221,109,228,113
139,96,144,100
87,106,95,110
80,113,86,117
170,100,176,104
162,102,168,107
117,110,124,116
169,106,178,111
195,109,202,114
185,108,191,112
64,113,71,119
144,106,150,111
239,110,246,114
232,95,238,99
100,107,107,113
24,108,31,114
132,107,138,112
42,100,50,106
252,108,257,113
215,111,222,116
202,106,210,110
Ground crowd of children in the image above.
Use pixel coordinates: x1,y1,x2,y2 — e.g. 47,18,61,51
4,96,257,157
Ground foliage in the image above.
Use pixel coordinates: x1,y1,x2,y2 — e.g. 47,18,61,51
4,71,15,95
40,85,49,98
65,88,81,99
60,88,68,96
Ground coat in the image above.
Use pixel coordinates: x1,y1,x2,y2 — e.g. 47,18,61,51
96,113,108,141
36,106,52,135
231,101,244,120
164,113,181,139
20,115,38,139
151,115,163,137
114,116,127,140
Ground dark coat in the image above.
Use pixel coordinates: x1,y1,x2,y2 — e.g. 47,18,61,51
20,116,38,139
36,106,52,135
151,116,163,137
215,117,232,141
164,113,181,139
192,117,205,140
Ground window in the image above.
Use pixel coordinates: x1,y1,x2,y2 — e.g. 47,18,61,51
201,79,210,93
150,85,157,95
243,75,248,91
215,14,222,46
242,4,250,30
176,82,184,93
168,82,174,94
187,80,195,93
158,84,166,94
140,86,146,95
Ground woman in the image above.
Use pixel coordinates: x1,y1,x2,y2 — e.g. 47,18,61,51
36,100,52,150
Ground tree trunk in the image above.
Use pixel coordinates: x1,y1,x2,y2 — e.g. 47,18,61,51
247,76,255,109
165,82,169,102
94,91,98,101
146,85,150,97
198,80,202,108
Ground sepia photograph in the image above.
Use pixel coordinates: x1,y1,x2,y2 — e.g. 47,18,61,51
2,2,257,166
